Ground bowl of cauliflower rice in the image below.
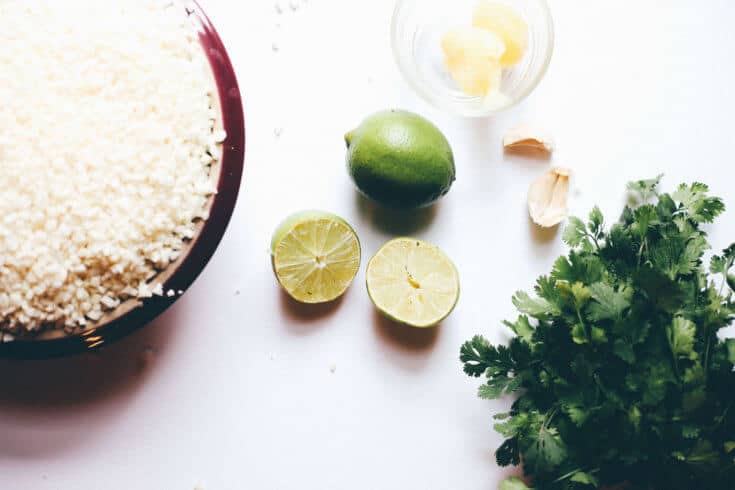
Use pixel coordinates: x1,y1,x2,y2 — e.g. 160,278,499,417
0,0,245,358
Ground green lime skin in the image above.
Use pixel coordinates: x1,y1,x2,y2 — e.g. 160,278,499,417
345,110,456,209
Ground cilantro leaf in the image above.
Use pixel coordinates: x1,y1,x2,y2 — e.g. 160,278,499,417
728,274,735,293
656,192,677,219
460,336,494,377
649,234,708,279
503,315,534,343
588,206,604,236
499,477,531,490
668,317,697,360
726,339,735,364
631,204,658,238
563,404,589,426
569,471,599,486
634,266,683,312
479,374,523,399
590,326,608,343
641,362,675,406
460,336,528,401
556,281,591,309
628,405,641,429
587,282,631,321
563,216,588,248
571,323,588,344
711,244,735,292
710,244,735,274
534,275,563,308
494,413,522,437
512,291,558,318
613,339,635,363
682,425,701,439
551,253,604,284
627,174,662,202
463,180,735,490
682,235,709,271
523,425,567,473
496,438,521,467
673,182,726,223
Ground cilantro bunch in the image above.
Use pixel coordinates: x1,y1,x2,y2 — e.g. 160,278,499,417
461,177,735,490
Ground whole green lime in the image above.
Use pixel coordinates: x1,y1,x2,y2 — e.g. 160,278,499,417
345,110,456,209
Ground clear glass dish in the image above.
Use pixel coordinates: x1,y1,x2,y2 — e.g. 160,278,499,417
391,0,554,117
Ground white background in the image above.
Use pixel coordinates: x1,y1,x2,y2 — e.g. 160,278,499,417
1,1,735,489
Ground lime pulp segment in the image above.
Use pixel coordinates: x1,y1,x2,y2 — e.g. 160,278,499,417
367,238,459,327
272,214,361,304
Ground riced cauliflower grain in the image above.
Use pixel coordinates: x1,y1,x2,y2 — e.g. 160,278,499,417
0,0,221,333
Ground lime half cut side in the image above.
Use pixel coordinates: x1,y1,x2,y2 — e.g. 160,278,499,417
271,211,361,304
367,238,459,328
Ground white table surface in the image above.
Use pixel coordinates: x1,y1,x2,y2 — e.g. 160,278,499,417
1,1,735,489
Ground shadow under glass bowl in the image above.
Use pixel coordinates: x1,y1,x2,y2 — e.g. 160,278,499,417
391,0,554,117
0,1,245,359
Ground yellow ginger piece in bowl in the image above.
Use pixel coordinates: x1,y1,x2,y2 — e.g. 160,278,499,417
441,26,505,97
473,1,529,67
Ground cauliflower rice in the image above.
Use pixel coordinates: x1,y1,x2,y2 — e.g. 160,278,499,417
0,0,222,333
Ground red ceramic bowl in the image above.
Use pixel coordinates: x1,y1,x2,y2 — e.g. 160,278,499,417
0,2,245,359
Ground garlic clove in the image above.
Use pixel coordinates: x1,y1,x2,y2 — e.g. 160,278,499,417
528,167,571,227
504,124,555,153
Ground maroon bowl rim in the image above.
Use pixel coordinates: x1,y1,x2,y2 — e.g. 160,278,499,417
0,2,245,359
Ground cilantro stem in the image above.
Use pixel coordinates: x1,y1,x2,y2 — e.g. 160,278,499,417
703,325,712,378
592,374,604,402
553,468,600,484
542,407,558,430
589,233,600,250
576,308,586,339
637,238,648,267
553,469,581,483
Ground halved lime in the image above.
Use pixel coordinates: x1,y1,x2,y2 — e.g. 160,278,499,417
271,211,361,304
366,238,459,328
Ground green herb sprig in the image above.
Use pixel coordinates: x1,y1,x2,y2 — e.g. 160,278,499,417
462,177,735,490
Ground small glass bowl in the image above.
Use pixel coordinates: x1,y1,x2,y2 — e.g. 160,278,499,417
391,0,554,117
